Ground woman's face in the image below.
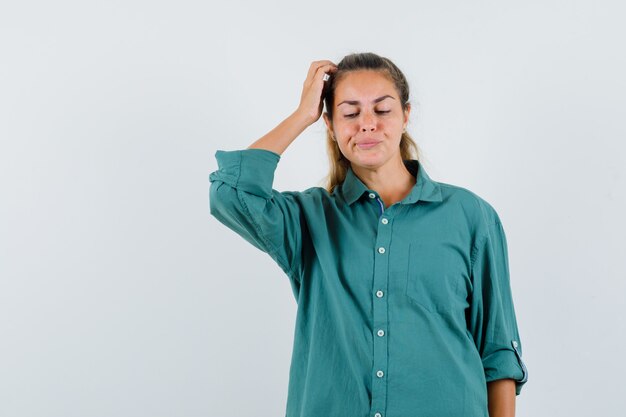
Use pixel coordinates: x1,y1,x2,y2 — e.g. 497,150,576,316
324,70,410,170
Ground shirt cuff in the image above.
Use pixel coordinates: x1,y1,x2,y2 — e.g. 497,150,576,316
483,341,528,395
209,148,281,199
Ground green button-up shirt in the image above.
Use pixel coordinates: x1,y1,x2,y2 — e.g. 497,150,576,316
209,148,528,417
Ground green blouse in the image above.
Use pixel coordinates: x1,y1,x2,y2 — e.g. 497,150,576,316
209,148,528,417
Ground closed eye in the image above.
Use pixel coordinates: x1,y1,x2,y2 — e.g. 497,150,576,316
344,110,391,118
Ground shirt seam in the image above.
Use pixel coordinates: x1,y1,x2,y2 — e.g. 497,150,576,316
469,219,501,270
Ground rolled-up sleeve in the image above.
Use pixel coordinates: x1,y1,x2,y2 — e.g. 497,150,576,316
208,148,304,284
467,218,528,395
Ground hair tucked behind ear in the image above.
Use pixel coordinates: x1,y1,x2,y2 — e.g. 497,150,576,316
322,52,420,194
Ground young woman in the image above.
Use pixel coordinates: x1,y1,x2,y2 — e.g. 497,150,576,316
209,52,528,417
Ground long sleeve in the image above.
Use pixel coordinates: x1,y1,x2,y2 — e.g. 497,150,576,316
467,217,528,395
208,148,304,285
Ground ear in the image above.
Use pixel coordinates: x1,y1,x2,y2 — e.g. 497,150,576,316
322,112,333,133
403,103,411,130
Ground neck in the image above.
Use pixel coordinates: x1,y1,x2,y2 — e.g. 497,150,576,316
351,156,416,208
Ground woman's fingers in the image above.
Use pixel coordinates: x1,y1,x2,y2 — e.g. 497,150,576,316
306,60,335,78
316,63,338,82
305,61,337,86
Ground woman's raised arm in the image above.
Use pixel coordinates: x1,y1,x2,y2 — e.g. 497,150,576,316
208,60,337,288
247,60,337,155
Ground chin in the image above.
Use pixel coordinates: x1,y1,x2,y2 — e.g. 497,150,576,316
349,152,387,169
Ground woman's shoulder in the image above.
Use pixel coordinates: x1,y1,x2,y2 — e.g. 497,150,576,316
276,185,354,216
279,185,335,202
436,180,502,227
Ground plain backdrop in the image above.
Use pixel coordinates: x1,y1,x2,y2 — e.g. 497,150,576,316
1,1,625,416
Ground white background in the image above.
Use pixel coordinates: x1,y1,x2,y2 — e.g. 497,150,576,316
1,1,625,416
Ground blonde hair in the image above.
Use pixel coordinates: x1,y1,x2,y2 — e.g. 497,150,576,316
322,52,420,194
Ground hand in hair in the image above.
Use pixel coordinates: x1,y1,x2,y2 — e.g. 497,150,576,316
296,60,337,126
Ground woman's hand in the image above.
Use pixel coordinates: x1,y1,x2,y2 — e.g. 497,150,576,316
295,60,338,126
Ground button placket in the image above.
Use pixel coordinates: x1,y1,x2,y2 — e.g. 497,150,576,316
375,196,385,215
371,204,392,416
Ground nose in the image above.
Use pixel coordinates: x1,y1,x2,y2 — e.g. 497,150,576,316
360,111,376,132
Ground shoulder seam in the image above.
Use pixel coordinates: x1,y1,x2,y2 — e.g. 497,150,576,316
470,219,502,269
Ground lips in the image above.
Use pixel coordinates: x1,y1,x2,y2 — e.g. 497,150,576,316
356,140,381,150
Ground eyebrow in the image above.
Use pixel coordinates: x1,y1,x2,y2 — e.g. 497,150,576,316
337,95,395,107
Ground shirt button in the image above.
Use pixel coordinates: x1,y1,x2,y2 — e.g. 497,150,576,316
381,218,388,224
376,370,384,378
378,247,385,254
369,193,376,198
377,329,385,337
512,340,519,348
376,290,384,298
374,413,382,417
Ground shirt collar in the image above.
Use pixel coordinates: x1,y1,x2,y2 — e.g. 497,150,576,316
336,159,443,206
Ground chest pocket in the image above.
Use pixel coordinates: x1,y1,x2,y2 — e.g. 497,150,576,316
405,241,468,315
